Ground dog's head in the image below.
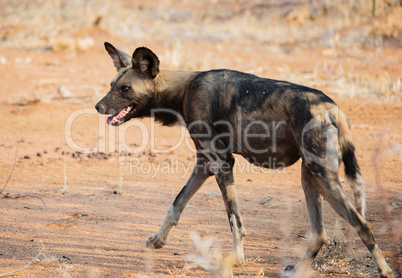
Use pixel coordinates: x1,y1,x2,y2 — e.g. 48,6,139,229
95,42,160,126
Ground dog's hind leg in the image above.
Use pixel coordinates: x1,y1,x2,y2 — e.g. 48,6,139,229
146,153,212,249
285,163,328,277
315,175,394,277
295,120,394,277
314,174,394,277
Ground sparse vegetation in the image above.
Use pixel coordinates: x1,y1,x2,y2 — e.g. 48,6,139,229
1,0,400,102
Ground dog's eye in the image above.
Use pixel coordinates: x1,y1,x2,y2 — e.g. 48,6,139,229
121,86,130,92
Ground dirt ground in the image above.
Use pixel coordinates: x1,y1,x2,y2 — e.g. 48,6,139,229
1,2,402,278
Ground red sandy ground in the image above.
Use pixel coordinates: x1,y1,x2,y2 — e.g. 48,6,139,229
0,36,401,277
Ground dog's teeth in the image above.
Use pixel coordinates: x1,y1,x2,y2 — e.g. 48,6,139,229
109,106,134,125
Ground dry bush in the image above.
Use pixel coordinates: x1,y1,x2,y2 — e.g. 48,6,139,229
1,0,400,49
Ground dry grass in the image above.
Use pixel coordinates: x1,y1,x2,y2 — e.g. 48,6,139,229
333,72,401,100
1,0,401,101
313,238,378,277
186,231,234,277
1,0,400,48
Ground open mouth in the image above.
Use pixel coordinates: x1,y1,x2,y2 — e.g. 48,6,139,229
107,105,135,126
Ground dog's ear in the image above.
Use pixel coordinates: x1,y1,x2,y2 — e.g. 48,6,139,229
132,47,160,79
104,42,132,71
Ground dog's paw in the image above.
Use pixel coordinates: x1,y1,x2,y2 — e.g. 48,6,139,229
283,265,295,278
146,235,165,249
233,252,244,266
379,268,395,278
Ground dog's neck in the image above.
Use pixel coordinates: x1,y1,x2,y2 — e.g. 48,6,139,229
151,70,198,125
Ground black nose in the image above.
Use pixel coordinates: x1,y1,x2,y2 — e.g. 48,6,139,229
95,101,106,114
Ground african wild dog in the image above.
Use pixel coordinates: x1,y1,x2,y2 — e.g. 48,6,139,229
95,42,395,278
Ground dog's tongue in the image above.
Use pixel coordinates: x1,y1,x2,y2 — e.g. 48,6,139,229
107,115,114,125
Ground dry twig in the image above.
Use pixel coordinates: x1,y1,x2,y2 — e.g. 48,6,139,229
0,248,43,277
0,139,47,211
3,179,47,211
0,138,21,193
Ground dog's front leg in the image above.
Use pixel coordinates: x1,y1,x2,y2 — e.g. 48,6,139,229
212,154,247,266
216,175,247,265
198,138,247,265
146,157,211,249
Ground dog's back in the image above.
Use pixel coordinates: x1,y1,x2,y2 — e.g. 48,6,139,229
183,69,342,167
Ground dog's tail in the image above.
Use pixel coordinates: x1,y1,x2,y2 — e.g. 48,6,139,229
337,112,366,218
